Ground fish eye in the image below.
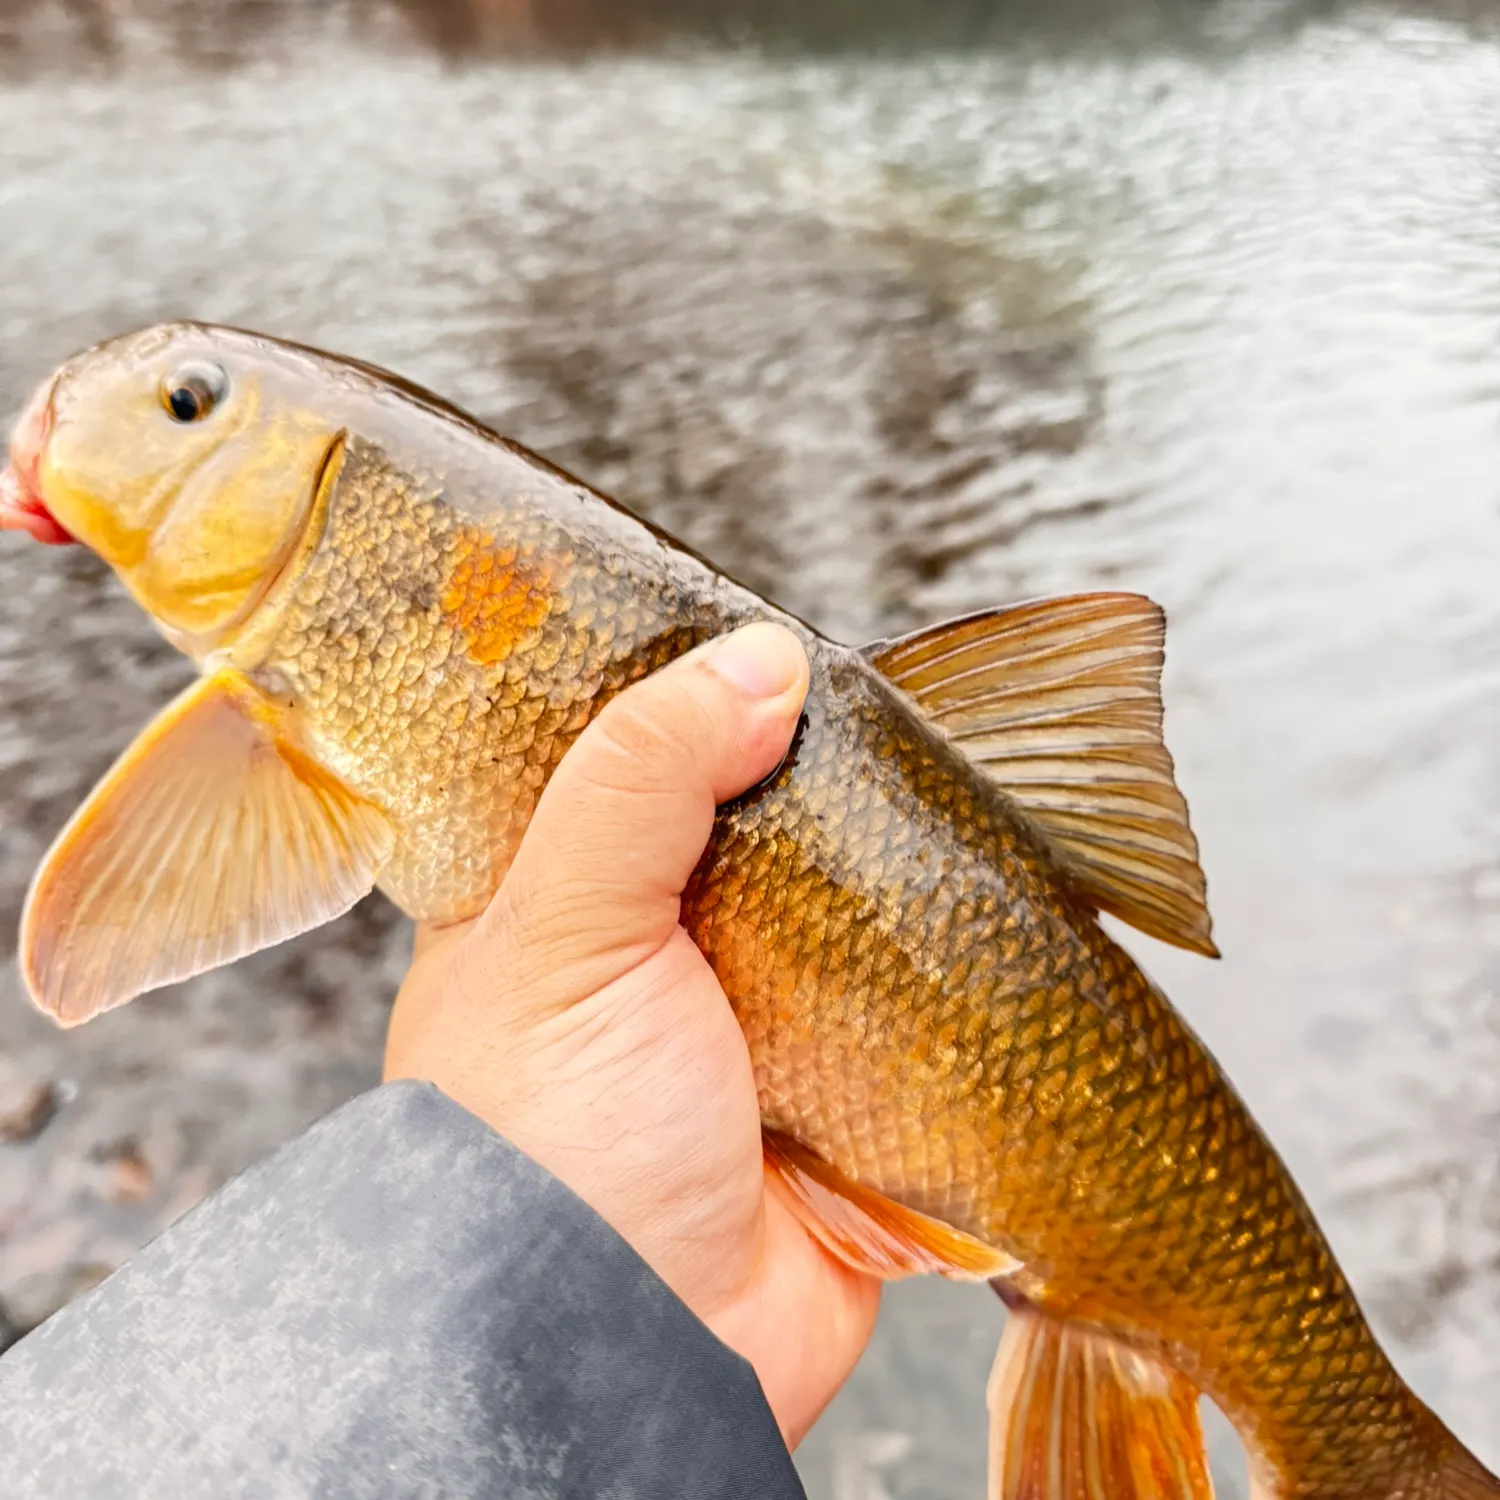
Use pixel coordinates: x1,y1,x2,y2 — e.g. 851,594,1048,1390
161,361,230,424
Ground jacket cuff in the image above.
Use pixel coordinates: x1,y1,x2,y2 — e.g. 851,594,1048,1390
0,1079,805,1500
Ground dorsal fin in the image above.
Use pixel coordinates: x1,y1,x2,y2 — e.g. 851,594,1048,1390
865,593,1218,958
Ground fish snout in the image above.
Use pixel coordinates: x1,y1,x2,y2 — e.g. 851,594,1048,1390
0,379,74,546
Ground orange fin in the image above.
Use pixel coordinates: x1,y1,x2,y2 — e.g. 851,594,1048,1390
763,1129,1022,1281
865,593,1218,958
21,668,395,1026
1433,1441,1500,1500
988,1303,1214,1500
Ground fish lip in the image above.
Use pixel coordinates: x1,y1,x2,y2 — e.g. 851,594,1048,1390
0,383,74,546
0,466,72,544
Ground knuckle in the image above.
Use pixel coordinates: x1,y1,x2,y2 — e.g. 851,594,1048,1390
591,680,711,790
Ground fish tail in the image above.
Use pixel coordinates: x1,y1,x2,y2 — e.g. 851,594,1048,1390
986,1295,1214,1500
1432,1434,1500,1499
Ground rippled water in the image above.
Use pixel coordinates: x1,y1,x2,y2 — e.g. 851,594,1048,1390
1,3,1497,1490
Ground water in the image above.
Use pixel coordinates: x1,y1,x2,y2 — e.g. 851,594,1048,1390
1,2,1497,1489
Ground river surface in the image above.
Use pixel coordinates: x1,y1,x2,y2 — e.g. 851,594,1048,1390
1,2,1497,1491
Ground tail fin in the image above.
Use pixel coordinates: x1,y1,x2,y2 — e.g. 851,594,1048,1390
987,1301,1214,1500
1439,1441,1500,1499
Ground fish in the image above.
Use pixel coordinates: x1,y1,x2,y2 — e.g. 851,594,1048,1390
2,321,1495,1500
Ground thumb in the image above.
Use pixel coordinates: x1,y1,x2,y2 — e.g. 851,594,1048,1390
472,620,809,1014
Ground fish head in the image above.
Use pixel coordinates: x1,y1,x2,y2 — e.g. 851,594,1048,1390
1,322,345,652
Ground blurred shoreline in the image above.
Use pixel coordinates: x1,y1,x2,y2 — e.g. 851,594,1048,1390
8,0,1500,65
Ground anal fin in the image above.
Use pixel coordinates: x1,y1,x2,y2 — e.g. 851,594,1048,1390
988,1303,1214,1500
763,1130,1022,1281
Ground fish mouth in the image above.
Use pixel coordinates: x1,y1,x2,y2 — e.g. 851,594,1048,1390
0,382,75,547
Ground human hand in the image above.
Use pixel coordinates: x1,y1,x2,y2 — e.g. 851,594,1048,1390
384,622,882,1447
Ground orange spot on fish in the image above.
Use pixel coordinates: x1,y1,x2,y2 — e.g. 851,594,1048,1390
441,526,558,665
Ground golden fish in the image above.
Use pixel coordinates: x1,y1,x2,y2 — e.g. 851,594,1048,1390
2,323,1494,1500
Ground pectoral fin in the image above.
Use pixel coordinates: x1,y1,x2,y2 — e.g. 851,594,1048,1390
866,593,1218,957
21,668,394,1026
988,1303,1214,1500
763,1130,1022,1280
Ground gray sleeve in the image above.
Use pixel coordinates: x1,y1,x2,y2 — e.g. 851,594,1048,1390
0,1080,807,1500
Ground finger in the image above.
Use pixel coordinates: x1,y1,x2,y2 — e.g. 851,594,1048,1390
473,621,809,1010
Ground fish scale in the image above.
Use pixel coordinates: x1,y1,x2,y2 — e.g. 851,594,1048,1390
259,435,743,922
689,651,1423,1491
